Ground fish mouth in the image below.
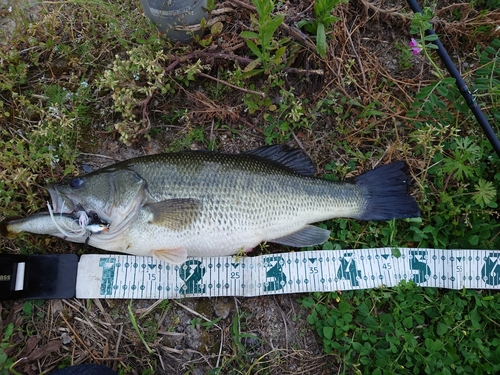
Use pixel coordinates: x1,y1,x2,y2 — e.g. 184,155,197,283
45,184,78,213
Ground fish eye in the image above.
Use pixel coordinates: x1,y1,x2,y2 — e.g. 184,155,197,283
70,177,84,189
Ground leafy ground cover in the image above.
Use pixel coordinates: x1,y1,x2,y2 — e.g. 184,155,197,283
0,0,499,374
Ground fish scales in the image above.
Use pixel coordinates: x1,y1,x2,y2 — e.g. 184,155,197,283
123,152,365,229
1,145,420,264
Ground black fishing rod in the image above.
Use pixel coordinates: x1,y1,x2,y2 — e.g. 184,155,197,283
406,0,500,158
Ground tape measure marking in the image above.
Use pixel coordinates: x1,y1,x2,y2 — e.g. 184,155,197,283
75,248,500,299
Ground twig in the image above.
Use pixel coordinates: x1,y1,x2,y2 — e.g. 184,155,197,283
165,51,253,72
137,299,164,319
197,71,266,98
284,67,323,75
158,345,184,354
79,152,117,160
274,296,289,350
114,324,123,359
279,22,318,52
209,118,215,150
361,0,409,21
157,331,186,337
229,0,255,11
166,51,324,78
344,16,366,87
291,131,306,154
211,7,236,16
59,313,99,361
73,316,109,342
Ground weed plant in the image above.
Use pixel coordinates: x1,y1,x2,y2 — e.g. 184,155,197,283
297,0,347,58
0,0,152,214
240,0,288,75
96,43,174,145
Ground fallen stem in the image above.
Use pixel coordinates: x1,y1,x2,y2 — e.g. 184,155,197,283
60,313,99,361
165,52,324,76
197,71,266,98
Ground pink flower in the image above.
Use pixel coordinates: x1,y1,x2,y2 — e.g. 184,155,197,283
409,38,421,55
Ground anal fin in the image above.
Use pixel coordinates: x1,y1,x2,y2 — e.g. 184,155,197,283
269,225,330,247
151,247,188,265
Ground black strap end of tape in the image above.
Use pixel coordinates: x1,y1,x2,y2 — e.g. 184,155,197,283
0,254,78,301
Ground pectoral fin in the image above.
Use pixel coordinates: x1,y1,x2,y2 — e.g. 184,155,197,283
270,225,330,247
146,198,202,231
151,247,188,264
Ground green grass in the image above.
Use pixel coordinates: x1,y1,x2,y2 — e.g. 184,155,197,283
301,284,500,375
0,323,15,375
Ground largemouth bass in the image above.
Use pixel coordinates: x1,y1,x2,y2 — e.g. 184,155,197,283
1,145,420,264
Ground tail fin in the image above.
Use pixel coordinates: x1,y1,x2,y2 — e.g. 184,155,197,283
354,161,420,221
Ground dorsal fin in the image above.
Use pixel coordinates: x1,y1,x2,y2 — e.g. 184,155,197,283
244,145,316,176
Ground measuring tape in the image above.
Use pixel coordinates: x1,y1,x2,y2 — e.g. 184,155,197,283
75,248,500,299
